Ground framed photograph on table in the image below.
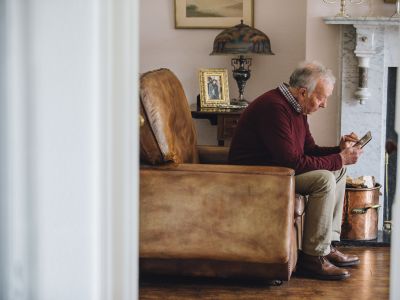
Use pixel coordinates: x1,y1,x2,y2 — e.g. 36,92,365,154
199,69,230,108
175,0,254,29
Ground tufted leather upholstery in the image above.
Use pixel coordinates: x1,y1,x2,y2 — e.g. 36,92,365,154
139,68,305,281
140,68,198,164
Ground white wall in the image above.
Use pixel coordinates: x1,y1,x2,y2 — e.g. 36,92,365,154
140,0,307,145
306,0,342,145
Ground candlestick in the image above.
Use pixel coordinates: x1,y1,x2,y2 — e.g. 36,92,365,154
323,0,365,18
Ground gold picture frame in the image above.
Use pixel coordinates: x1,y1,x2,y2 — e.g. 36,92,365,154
175,0,254,29
199,69,230,108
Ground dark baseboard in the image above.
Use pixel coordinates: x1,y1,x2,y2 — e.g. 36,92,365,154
336,230,391,247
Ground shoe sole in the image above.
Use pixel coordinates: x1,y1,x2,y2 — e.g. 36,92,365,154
313,272,350,281
332,259,360,267
296,269,351,281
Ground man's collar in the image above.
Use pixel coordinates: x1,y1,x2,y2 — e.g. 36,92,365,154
278,83,302,114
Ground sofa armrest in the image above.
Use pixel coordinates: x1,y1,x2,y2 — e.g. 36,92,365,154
140,163,295,265
197,145,229,164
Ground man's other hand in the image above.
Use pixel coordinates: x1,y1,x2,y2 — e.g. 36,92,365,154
339,146,363,165
339,132,359,150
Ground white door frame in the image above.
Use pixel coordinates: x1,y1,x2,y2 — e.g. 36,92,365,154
0,1,33,299
0,0,138,299
94,0,139,299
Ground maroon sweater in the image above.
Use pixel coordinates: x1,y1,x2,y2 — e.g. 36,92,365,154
228,88,342,174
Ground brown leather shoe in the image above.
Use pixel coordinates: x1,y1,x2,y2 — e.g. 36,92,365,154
326,246,360,267
297,252,350,280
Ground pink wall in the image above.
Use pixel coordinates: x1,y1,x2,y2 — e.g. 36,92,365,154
140,0,307,145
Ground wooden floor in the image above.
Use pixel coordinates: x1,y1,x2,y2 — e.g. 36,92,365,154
140,247,390,299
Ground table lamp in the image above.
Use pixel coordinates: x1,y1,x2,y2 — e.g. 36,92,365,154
210,20,274,107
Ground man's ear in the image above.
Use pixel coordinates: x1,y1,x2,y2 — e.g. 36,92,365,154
300,87,307,97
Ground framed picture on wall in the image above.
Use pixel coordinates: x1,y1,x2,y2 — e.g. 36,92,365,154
199,69,230,108
175,0,254,29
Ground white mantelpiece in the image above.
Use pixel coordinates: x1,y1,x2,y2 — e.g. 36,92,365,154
325,17,400,103
324,16,400,26
324,17,400,228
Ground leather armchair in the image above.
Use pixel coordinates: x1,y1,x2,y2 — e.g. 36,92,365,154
140,68,305,281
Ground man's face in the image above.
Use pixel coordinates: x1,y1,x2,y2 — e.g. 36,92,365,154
299,79,333,115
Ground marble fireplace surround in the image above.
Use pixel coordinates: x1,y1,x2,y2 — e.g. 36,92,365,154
324,17,400,227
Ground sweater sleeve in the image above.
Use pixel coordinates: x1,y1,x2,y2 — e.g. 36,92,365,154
303,118,341,156
259,104,342,174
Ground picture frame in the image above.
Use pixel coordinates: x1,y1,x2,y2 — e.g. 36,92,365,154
199,69,230,108
175,0,254,29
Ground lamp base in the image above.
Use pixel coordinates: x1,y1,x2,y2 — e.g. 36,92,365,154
231,56,251,109
230,98,249,108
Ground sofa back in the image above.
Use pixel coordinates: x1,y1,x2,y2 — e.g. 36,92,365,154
140,68,199,164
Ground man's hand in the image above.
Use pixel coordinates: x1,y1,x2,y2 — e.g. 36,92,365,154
339,132,359,150
340,146,363,165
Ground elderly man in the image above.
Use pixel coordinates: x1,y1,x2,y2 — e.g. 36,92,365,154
229,61,363,280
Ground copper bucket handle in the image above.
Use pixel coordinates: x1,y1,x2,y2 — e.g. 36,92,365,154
351,204,381,214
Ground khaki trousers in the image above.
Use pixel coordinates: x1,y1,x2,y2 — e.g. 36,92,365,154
295,168,346,256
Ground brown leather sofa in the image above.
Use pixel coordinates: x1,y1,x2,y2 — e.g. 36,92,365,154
139,68,305,281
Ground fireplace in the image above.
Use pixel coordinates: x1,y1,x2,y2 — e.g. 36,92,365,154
324,17,400,230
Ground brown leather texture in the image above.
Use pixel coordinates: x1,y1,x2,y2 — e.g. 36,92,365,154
341,185,380,240
140,68,198,164
326,246,359,267
288,224,298,275
140,166,295,265
144,163,295,176
140,102,163,164
298,252,350,280
197,145,229,164
140,178,299,281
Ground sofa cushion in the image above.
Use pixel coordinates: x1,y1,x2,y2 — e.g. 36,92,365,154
140,68,199,164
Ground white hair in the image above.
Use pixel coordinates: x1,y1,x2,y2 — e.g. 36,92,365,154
289,61,336,94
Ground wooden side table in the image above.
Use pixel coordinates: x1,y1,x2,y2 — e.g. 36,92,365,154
190,104,244,146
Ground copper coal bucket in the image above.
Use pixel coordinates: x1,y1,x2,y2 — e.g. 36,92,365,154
341,184,381,240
